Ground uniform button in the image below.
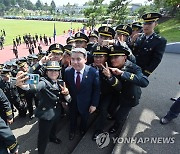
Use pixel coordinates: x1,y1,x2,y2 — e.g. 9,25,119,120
42,107,46,111
132,96,135,99
59,92,61,94
54,106,56,108
124,80,127,82
57,97,59,99
56,102,58,104
120,91,122,94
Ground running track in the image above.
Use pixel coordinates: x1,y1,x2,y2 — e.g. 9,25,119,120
0,34,68,63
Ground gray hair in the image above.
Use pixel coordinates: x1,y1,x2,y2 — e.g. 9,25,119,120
71,48,87,58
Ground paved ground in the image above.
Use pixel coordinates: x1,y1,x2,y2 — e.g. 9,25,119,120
0,34,68,63
9,52,180,154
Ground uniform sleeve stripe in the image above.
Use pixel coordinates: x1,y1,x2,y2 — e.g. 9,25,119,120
144,70,151,75
112,77,118,87
8,141,17,150
6,110,13,116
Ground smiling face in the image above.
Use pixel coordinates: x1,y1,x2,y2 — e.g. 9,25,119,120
71,52,87,72
46,70,60,80
110,55,127,68
50,52,63,62
93,55,107,67
143,22,157,35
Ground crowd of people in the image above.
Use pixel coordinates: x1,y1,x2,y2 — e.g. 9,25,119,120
11,33,52,59
0,12,179,154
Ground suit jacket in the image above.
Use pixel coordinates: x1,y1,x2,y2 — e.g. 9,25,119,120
133,33,167,76
64,65,100,115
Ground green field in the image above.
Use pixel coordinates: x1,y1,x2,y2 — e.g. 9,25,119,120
0,19,83,46
158,18,180,43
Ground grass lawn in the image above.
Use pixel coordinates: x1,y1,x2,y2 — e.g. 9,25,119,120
158,18,180,43
0,19,83,46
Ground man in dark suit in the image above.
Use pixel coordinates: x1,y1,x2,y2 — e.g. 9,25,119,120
64,48,100,140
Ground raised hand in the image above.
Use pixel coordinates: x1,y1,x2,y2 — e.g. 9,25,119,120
102,40,113,47
16,71,28,87
40,53,53,64
101,62,112,78
109,67,124,76
59,82,69,95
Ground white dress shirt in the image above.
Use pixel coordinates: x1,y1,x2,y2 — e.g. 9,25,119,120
74,65,85,84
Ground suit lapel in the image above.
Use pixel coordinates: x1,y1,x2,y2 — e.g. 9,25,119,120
80,65,89,87
70,68,76,88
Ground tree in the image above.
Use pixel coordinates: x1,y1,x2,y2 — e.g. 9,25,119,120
11,0,17,6
35,0,42,10
0,3,6,15
50,0,56,10
25,0,35,10
107,0,129,25
154,0,179,16
83,0,107,28
50,0,56,14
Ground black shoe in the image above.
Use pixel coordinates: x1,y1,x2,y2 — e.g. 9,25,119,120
170,97,177,101
69,132,75,140
49,138,62,144
92,130,103,141
109,123,119,134
160,117,171,125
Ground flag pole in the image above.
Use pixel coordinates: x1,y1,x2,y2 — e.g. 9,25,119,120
53,23,56,43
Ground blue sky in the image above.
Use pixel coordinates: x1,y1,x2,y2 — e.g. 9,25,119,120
30,0,147,6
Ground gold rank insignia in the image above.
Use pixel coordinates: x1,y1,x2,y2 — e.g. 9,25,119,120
56,44,59,48
111,47,114,52
97,46,100,51
123,25,127,30
77,33,81,37
105,27,109,32
52,61,56,66
147,13,151,18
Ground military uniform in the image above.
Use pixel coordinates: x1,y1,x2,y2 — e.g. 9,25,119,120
19,61,71,154
0,69,23,117
115,24,136,63
132,13,167,76
32,43,64,78
98,26,115,39
66,36,75,46
91,45,122,140
106,45,149,133
61,44,73,80
133,32,167,76
0,88,18,154
16,57,41,118
0,117,19,154
0,88,13,122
